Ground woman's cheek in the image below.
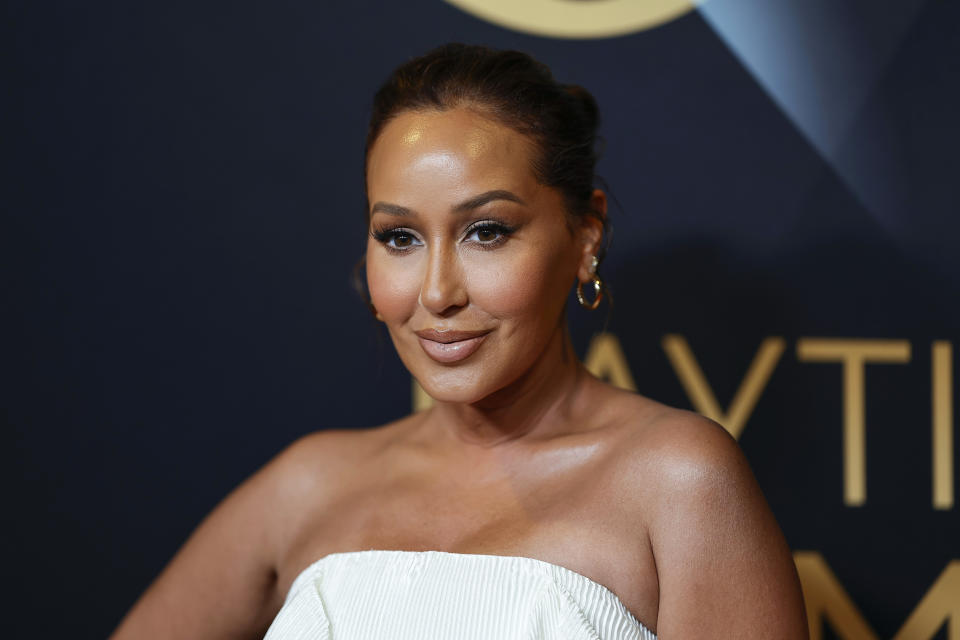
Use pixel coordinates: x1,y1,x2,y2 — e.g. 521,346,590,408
464,248,564,319
367,253,421,322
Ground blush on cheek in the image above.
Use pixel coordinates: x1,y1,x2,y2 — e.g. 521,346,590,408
367,256,421,322
465,249,570,321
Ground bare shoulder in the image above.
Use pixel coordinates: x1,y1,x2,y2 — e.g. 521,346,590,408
597,388,769,543
109,420,413,640
592,387,744,491
614,402,765,547
623,401,747,496
268,428,375,484
591,388,808,637
262,417,418,508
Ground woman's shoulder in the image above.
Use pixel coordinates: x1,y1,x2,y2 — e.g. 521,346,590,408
595,390,807,637
267,415,422,489
590,384,752,509
591,380,736,456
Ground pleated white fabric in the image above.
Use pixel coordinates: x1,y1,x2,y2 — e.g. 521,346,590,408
264,549,657,639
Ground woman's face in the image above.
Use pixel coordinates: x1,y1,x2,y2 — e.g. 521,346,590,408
365,107,601,404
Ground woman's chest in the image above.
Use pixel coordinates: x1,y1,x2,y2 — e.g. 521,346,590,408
278,459,660,629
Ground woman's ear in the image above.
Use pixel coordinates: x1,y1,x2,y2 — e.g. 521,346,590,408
577,189,607,283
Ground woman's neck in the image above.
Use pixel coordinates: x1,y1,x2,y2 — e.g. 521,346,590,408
426,325,590,449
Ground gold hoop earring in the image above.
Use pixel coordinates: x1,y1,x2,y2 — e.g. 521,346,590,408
577,255,603,310
577,277,603,310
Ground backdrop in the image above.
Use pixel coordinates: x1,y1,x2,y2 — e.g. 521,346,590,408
7,1,959,638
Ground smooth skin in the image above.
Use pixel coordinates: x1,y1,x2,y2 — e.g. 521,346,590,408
111,107,807,639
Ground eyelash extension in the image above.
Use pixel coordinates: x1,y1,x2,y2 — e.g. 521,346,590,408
464,219,516,248
369,226,407,243
368,219,517,252
369,225,420,254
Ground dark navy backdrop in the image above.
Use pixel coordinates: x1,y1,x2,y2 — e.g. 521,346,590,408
7,1,959,637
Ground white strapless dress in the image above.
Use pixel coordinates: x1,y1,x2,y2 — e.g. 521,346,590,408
264,549,657,639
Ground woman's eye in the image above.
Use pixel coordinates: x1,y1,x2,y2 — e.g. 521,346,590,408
390,232,415,248
475,228,498,242
371,227,421,252
466,223,511,246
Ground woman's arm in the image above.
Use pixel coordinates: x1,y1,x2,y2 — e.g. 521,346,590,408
109,433,331,640
646,414,808,638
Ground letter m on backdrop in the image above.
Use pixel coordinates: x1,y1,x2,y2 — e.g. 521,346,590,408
795,552,960,639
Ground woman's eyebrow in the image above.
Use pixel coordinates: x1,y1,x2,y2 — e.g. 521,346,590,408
369,190,525,218
452,190,526,212
369,202,413,217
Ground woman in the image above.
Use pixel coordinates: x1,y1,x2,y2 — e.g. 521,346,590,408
112,44,808,639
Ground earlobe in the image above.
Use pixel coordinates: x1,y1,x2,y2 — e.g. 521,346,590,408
583,188,607,252
581,254,599,284
578,244,602,284
577,213,605,284
576,191,607,305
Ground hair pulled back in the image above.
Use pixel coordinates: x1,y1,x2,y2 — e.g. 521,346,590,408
365,43,603,225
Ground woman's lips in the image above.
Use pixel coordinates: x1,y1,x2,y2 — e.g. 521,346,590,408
415,329,491,364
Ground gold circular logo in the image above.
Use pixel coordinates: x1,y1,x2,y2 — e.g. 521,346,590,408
443,0,699,39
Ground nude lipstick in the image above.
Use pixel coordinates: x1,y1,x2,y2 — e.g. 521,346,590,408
415,328,491,364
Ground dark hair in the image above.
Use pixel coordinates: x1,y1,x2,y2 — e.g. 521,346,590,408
365,43,604,227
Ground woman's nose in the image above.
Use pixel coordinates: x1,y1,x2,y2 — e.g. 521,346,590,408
419,245,468,316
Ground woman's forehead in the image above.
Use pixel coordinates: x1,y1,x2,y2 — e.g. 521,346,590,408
367,108,538,193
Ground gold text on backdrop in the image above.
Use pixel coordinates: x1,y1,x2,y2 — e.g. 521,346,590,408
796,339,912,507
795,553,960,640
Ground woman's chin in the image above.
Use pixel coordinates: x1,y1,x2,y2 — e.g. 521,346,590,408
416,368,506,406
419,382,490,406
